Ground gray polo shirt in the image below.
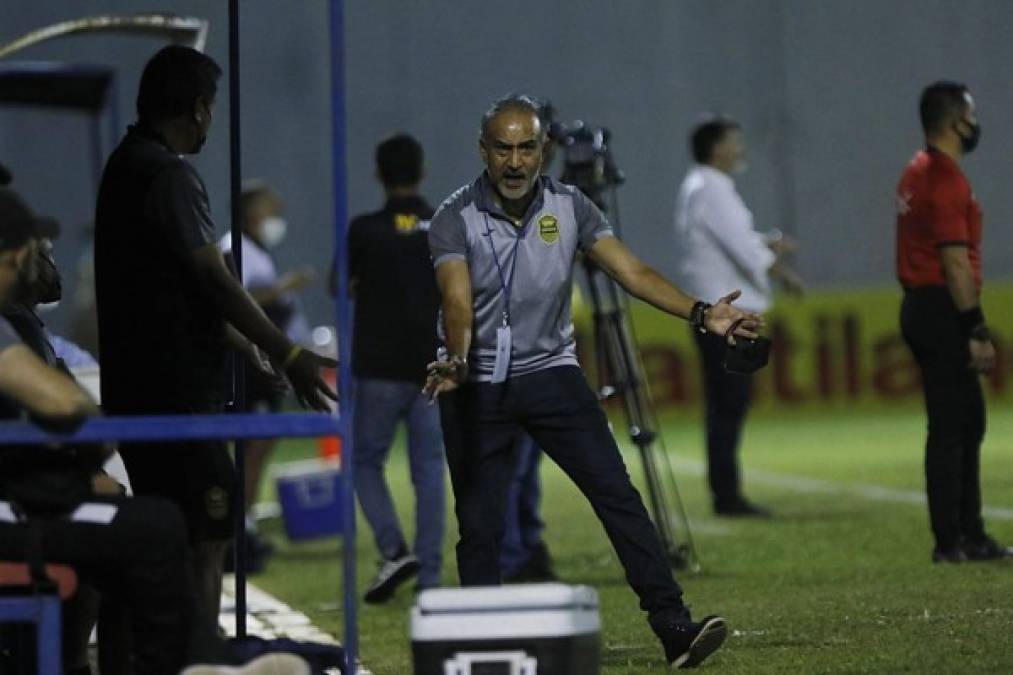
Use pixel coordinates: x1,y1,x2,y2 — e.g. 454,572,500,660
429,173,614,382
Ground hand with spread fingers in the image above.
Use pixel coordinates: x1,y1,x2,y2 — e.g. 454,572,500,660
423,356,468,403
703,290,766,345
282,347,338,411
247,343,290,395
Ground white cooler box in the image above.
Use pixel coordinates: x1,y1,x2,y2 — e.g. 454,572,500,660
411,583,600,675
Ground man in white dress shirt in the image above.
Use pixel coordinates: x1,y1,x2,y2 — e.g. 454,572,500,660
673,115,803,517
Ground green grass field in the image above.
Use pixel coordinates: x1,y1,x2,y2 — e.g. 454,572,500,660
253,406,1013,674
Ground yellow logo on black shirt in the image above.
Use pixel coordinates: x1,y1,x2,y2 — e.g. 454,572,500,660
394,213,419,233
538,214,559,244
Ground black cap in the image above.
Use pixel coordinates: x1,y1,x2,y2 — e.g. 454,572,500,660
0,162,11,186
0,188,45,251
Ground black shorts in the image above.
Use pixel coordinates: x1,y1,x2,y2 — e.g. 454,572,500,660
120,439,236,543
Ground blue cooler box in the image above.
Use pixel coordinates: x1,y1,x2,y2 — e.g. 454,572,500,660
274,459,344,541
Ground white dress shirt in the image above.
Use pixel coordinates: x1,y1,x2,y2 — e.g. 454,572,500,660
672,164,776,313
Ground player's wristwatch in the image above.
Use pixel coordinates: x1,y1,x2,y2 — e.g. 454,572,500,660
969,324,991,342
445,354,468,381
958,306,989,342
690,301,712,334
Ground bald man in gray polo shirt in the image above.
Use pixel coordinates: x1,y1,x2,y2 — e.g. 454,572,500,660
426,94,762,669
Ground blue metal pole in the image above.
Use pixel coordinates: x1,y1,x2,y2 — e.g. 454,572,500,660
228,0,248,638
328,1,357,671
36,595,62,675
0,413,340,444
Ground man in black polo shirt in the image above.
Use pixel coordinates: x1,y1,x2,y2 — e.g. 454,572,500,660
347,134,445,602
95,46,335,631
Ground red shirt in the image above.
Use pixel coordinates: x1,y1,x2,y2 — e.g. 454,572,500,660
896,148,982,289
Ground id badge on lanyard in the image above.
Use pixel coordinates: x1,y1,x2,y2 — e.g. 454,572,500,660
485,215,520,384
492,318,512,384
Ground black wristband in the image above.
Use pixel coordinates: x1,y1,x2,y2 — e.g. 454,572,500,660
969,324,991,342
690,301,712,334
957,306,986,335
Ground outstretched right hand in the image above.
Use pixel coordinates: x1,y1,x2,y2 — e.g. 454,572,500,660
284,349,338,412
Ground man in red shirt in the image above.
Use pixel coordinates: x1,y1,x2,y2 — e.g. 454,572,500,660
896,81,1009,563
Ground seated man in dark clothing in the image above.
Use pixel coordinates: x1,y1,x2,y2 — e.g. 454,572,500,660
0,214,110,675
0,187,211,674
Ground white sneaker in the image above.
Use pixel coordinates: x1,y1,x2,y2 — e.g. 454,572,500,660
181,653,311,675
363,553,419,604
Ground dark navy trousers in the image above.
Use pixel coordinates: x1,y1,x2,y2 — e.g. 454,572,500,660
439,365,686,618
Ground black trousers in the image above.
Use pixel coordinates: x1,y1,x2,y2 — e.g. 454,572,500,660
0,495,216,674
693,330,753,508
439,366,686,619
901,287,987,550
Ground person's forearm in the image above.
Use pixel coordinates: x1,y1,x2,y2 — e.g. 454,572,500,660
224,323,258,357
770,260,804,291
0,346,99,425
207,270,292,361
942,253,979,311
249,286,284,306
251,272,308,306
443,300,473,360
617,263,697,320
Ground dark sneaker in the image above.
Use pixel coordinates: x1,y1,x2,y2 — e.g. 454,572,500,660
363,553,419,604
653,614,728,669
932,547,967,564
714,499,772,518
962,536,1013,561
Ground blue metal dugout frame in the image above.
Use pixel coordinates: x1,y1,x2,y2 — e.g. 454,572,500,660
0,1,358,671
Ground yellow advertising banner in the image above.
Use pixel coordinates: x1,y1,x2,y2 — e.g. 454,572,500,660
574,283,1013,416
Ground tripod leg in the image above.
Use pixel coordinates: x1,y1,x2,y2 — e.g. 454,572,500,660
586,268,699,570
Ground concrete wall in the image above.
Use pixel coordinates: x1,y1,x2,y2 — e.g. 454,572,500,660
1,1,1010,337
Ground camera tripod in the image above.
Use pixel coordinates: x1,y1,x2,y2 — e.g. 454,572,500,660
577,185,700,572
581,255,700,571
555,120,700,570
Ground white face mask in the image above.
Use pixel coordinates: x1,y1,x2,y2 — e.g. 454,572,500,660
259,216,288,249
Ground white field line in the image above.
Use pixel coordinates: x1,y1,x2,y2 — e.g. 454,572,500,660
685,519,733,536
667,456,1013,521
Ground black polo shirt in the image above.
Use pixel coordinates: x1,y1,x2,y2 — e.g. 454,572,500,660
94,124,226,412
349,195,439,383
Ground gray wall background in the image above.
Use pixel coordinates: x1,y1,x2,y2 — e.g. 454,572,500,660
1,1,1010,337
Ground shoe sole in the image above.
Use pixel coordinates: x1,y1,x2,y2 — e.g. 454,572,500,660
363,558,420,604
672,616,727,669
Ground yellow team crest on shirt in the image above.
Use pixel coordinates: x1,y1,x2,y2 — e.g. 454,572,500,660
394,213,419,233
538,214,559,244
